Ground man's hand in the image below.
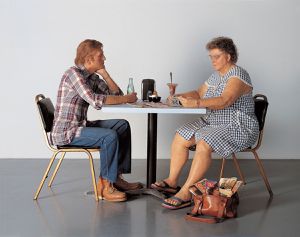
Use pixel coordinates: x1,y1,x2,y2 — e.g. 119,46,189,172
96,68,121,93
97,68,109,80
125,93,138,103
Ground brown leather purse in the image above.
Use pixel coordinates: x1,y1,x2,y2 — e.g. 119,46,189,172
185,178,241,223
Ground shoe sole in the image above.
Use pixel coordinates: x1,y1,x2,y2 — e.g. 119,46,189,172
150,183,180,194
98,196,127,202
161,201,191,210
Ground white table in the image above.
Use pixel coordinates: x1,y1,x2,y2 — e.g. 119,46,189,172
102,101,206,188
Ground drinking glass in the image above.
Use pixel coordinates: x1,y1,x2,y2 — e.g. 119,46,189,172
167,83,178,96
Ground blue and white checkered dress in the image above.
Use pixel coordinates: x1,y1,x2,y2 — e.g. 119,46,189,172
177,65,259,158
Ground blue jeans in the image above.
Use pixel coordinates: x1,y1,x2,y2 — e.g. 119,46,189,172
68,119,132,183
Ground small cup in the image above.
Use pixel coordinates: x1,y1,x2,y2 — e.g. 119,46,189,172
148,95,161,103
167,83,178,96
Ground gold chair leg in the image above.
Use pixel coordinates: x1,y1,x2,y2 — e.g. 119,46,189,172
252,150,273,197
48,152,66,187
219,158,226,180
85,151,99,201
33,151,59,200
232,153,246,184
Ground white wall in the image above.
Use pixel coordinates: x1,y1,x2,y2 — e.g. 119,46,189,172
0,0,299,159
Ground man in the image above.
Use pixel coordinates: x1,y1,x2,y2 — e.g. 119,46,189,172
51,39,142,202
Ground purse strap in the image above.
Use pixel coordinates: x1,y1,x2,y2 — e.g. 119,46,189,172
185,213,224,224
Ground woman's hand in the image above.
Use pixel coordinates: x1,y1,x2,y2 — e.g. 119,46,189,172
166,95,174,105
178,96,198,108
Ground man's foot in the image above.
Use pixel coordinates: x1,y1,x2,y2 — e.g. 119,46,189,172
97,177,127,202
114,175,143,192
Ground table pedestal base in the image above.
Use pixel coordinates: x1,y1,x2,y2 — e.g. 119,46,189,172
85,188,166,200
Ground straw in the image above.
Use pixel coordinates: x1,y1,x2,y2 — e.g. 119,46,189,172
170,72,173,84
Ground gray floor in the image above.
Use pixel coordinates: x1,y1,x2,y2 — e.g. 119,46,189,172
1,158,300,237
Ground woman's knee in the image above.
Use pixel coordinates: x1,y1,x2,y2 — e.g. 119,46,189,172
173,133,195,149
173,133,195,148
195,140,212,153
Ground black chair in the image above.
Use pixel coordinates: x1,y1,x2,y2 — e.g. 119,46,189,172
34,94,100,201
190,94,273,196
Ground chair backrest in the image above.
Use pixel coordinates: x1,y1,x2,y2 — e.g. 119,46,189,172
35,94,57,151
35,94,55,133
253,94,268,131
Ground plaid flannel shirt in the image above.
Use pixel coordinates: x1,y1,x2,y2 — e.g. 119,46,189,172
51,66,123,145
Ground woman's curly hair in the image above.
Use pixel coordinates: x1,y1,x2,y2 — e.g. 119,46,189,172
206,37,238,64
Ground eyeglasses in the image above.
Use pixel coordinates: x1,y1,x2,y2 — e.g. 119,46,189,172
208,53,224,60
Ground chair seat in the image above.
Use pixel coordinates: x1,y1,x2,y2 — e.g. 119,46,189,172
34,94,100,201
57,145,99,150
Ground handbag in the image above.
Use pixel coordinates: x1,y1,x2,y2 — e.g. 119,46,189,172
185,178,242,223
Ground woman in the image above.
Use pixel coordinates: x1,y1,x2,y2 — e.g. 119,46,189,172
151,36,259,209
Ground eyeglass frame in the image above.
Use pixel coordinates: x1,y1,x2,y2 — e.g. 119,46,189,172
208,52,225,61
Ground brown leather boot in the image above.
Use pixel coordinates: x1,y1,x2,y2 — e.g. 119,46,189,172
97,177,127,202
114,175,143,191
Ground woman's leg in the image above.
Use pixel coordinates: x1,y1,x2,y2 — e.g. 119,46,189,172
156,133,195,187
164,139,213,204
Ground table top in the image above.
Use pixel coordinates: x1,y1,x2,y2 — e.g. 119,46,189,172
102,100,206,114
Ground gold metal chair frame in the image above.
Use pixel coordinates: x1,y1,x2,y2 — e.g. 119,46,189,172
189,94,273,197
219,94,273,197
219,128,273,197
34,94,100,201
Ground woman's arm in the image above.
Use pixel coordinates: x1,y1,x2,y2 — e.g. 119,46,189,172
198,83,208,98
174,83,208,99
175,90,199,99
179,77,251,109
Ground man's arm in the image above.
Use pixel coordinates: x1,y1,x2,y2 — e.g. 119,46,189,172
68,69,106,109
97,68,123,95
96,68,137,104
105,93,138,105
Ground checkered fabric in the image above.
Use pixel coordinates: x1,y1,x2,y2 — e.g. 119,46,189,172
51,66,123,146
177,65,259,158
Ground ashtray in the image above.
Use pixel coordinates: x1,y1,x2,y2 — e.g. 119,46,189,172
148,95,161,103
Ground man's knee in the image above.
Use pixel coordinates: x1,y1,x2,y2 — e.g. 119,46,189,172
117,119,131,134
117,119,129,128
104,130,118,144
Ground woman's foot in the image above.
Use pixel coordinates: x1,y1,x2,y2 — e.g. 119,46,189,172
162,188,192,210
151,179,181,194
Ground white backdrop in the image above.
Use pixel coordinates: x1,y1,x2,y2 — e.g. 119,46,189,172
0,0,299,159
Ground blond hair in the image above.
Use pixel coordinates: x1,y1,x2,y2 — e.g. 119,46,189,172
74,39,103,66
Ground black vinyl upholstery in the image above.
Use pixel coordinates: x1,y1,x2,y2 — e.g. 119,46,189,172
253,94,268,131
37,97,55,133
34,94,100,201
